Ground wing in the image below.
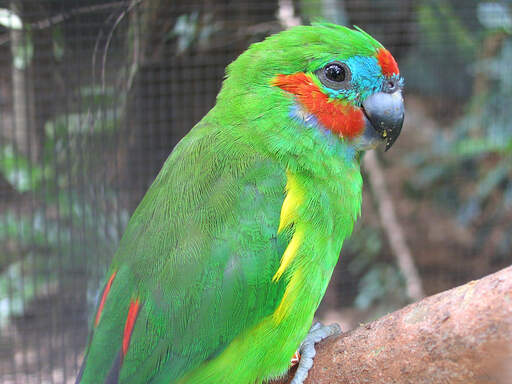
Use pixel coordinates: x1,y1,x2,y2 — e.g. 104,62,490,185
77,119,289,383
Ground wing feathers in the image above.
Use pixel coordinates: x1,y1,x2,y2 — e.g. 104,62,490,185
122,298,141,356
105,350,122,384
95,271,117,327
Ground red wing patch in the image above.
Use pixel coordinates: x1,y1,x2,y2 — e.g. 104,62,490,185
122,298,141,357
94,271,117,327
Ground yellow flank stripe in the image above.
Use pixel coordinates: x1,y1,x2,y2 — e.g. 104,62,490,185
273,171,306,282
278,171,305,233
272,225,305,282
273,267,303,323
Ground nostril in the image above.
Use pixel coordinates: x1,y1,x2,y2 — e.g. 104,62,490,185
386,79,397,93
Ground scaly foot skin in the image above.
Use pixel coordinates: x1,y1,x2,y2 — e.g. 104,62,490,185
290,322,342,384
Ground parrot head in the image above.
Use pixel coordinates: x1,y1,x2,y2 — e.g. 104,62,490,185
218,23,404,153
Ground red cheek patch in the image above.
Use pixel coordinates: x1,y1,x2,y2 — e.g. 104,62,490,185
272,73,365,139
377,48,399,77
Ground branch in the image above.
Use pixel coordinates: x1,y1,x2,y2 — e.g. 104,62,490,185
364,151,425,301
274,265,512,384
30,2,131,30
0,2,134,46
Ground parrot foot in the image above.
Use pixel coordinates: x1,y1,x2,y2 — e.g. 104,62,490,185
289,322,341,384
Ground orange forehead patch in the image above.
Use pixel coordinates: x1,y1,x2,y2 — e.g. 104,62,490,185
377,48,399,77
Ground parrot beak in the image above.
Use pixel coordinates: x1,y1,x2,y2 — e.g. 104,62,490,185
361,90,404,151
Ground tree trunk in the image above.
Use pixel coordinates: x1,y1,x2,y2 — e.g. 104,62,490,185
10,1,38,161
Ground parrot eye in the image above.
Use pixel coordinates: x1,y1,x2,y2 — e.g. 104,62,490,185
316,61,351,90
325,64,345,82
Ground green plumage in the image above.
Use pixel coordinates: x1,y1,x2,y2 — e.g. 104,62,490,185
78,24,395,384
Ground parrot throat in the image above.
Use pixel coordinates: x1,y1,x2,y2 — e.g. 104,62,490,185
271,73,365,139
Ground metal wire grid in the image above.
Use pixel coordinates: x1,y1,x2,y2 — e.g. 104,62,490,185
0,0,509,383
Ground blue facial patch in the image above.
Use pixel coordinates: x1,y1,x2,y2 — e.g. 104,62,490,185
320,55,385,104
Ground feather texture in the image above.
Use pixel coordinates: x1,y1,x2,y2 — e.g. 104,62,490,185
76,23,399,384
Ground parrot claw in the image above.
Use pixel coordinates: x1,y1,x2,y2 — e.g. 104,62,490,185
290,322,342,384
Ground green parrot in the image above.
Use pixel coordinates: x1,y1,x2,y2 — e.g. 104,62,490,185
76,23,404,384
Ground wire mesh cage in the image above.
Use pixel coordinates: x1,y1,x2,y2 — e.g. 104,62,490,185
0,0,510,383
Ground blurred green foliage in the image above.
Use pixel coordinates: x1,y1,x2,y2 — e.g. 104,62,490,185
0,192,128,325
0,145,51,192
408,1,512,258
0,84,127,322
343,225,408,314
402,1,479,99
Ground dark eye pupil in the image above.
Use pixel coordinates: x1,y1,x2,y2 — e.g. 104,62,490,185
325,64,345,82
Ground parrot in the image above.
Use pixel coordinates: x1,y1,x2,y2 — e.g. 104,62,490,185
76,23,404,384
